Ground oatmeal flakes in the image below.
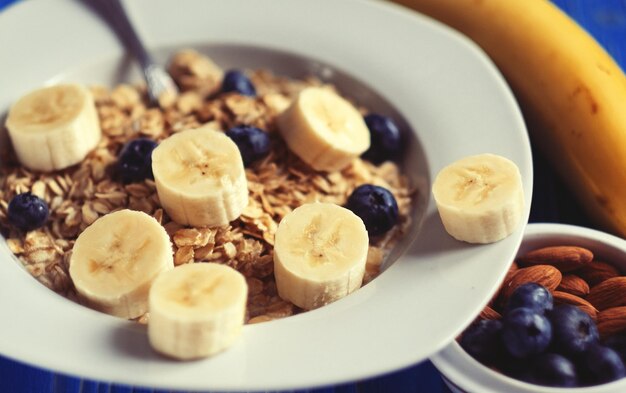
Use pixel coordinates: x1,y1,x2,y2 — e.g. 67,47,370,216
173,228,212,248
193,243,215,261
0,49,415,324
174,246,194,266
6,238,23,254
246,277,263,296
247,315,273,324
81,203,99,226
223,242,237,260
110,84,142,111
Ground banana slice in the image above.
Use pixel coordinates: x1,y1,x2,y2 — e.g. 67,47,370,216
69,209,174,319
273,202,369,310
277,86,370,172
431,153,525,244
148,263,248,360
5,84,102,172
151,125,248,227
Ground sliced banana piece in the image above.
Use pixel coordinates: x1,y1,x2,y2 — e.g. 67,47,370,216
277,86,370,172
432,153,525,244
148,263,248,360
69,209,174,319
5,84,102,172
151,125,248,227
273,202,369,310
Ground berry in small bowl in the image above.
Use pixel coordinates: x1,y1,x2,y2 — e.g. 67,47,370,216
432,223,626,392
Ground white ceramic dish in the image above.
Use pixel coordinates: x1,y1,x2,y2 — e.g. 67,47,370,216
0,0,532,390
433,223,626,393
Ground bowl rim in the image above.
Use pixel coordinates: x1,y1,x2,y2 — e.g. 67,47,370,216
0,0,533,390
431,222,626,393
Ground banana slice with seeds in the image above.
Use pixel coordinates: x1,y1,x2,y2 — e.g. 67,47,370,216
148,262,248,360
277,86,370,172
273,202,369,310
69,209,174,319
5,84,102,172
151,125,248,227
432,153,525,244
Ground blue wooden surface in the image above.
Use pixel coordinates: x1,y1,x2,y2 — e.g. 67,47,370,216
1,0,625,392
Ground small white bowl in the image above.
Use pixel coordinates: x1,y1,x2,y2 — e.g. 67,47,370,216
431,223,626,393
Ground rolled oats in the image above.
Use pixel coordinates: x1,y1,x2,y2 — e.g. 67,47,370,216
0,50,415,323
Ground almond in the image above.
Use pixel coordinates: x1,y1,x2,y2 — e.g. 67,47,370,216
597,306,626,338
552,291,598,320
480,306,501,321
586,277,626,310
577,261,621,286
490,261,519,306
517,246,593,272
556,274,590,297
499,265,562,304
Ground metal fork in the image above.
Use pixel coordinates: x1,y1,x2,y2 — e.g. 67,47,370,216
82,0,178,105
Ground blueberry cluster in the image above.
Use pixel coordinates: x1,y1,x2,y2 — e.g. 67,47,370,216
461,283,626,387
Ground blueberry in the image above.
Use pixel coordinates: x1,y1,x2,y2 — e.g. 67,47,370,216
116,138,158,183
221,70,256,96
225,125,271,166
7,192,49,231
502,307,552,358
580,344,626,384
460,319,504,364
529,353,578,387
604,335,626,363
549,305,599,357
506,283,553,315
345,184,399,236
361,114,402,164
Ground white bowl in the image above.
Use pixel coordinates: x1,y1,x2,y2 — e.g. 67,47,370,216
0,0,532,390
432,223,626,393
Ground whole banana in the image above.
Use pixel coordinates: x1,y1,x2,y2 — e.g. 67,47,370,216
394,0,626,237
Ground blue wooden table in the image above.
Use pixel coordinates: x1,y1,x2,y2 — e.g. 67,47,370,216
1,0,625,392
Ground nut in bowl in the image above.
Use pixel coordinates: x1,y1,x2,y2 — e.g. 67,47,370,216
432,223,626,393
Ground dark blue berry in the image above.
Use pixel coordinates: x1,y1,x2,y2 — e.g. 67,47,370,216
460,319,504,364
345,184,399,237
221,70,256,96
603,335,626,363
361,114,402,164
225,125,271,166
549,305,599,357
580,344,626,384
502,307,552,358
506,283,553,315
117,138,158,183
529,353,578,387
7,192,49,231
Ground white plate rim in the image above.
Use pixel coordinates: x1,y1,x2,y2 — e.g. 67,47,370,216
0,0,533,390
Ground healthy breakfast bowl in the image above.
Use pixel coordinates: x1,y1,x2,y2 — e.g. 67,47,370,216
432,223,626,393
0,0,532,390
